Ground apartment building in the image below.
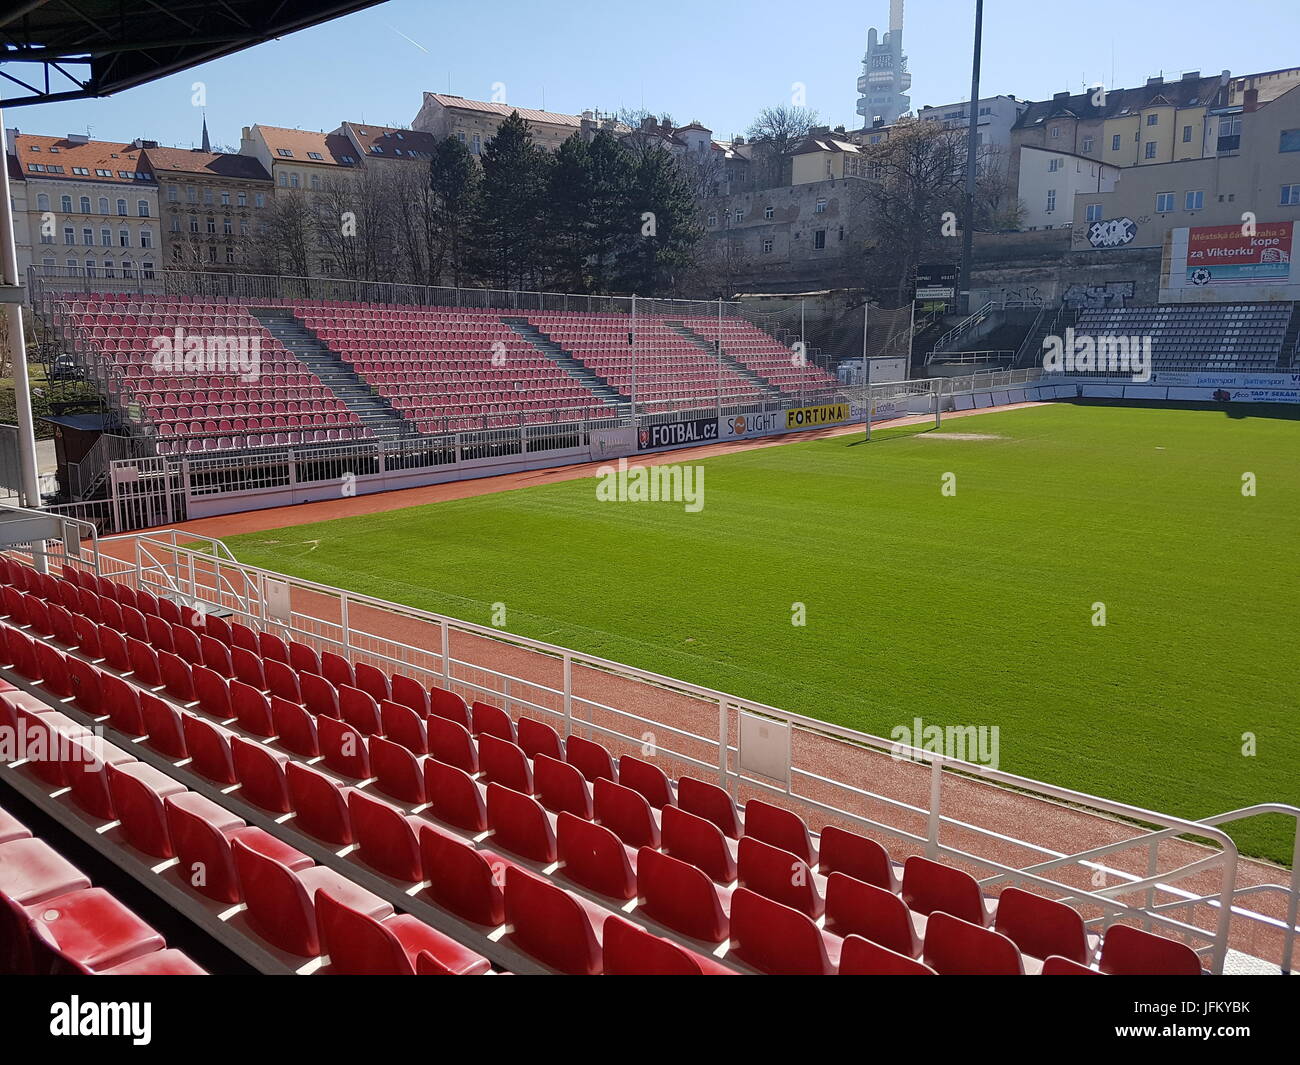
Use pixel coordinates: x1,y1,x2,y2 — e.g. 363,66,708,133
5,131,159,284
143,146,271,271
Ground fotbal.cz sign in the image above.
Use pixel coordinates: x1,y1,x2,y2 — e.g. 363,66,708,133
638,418,719,450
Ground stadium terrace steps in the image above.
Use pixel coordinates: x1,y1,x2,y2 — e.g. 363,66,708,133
0,556,1222,976
247,308,417,441
501,317,629,409
666,321,786,400
1281,306,1300,368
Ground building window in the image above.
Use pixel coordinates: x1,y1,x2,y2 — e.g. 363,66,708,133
1111,134,1121,152
79,196,91,213
1050,127,1061,139
206,217,217,234
140,229,152,249
472,134,481,155
733,209,743,223
309,174,319,190
707,214,717,227
1280,129,1300,153
117,198,129,216
170,217,181,232
36,193,49,212
764,205,774,220
137,200,149,217
1146,114,1158,126
237,192,248,207
277,148,293,157
122,260,135,278
1281,184,1300,206
85,258,96,277
1155,192,1175,212
81,227,93,245
1144,142,1158,159
814,199,827,213
119,229,130,247
813,229,826,249
255,194,265,208
142,262,155,280
226,246,236,264
167,186,179,202
1182,125,1193,143
307,151,323,161
223,218,233,235
1081,136,1094,153
278,173,288,187
762,238,773,254
203,188,214,205
98,196,109,214
186,186,198,203
1048,158,1061,173
100,227,111,246
61,195,73,213
63,227,74,245
1046,189,1056,212
1085,203,1102,222
1185,190,1204,210
220,190,230,206
290,174,300,189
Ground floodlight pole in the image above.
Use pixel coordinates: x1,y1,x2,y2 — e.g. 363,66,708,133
958,0,985,315
629,296,637,426
0,107,42,512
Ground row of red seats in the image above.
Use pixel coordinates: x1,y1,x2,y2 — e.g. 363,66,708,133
0,758,207,975
1,559,1208,976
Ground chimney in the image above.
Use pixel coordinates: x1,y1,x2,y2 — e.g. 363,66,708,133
1146,76,1164,87
1053,91,1070,102
1182,70,1201,81
66,132,89,145
1244,88,1260,113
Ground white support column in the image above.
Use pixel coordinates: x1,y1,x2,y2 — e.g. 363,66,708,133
0,107,42,511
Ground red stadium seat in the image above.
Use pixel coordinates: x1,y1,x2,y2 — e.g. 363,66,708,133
423,758,487,833
346,791,425,882
0,838,93,905
318,715,371,779
534,754,593,818
994,886,1091,964
662,804,737,885
182,716,238,784
428,686,470,730
231,680,274,736
353,662,391,705
418,826,508,928
478,733,533,794
503,866,602,975
340,684,382,736
25,887,165,972
745,799,815,865
517,715,563,761
839,934,937,975
231,738,293,813
139,692,188,758
556,812,636,900
737,835,822,918
618,755,674,809
636,846,730,944
317,890,490,976
106,762,187,858
565,733,617,784
380,699,427,754
370,736,426,804
728,888,839,975
678,776,739,839
1098,924,1202,976
486,782,556,863
593,778,660,849
391,674,430,718
271,696,319,758
901,855,993,926
471,700,513,742
823,872,923,957
816,827,899,889
427,714,478,773
285,763,353,845
922,912,1026,975
602,915,732,976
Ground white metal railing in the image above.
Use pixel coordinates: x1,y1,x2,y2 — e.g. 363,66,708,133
76,529,1299,974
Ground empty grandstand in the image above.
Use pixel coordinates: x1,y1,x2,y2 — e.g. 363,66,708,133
2,520,1293,977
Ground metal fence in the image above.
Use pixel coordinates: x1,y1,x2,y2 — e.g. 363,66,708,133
71,527,1300,975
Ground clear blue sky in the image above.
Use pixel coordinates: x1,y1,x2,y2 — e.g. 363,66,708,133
6,0,1299,148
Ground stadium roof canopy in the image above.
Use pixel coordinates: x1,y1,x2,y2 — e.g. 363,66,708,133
0,0,387,108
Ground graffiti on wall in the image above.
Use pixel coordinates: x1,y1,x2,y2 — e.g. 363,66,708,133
1062,281,1135,309
1087,218,1138,248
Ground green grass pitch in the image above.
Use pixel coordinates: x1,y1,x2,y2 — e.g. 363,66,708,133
221,403,1300,863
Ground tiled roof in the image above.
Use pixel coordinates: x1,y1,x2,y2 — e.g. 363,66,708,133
1013,75,1229,129
791,135,861,155
12,134,154,183
142,146,270,181
253,125,356,166
337,122,440,159
423,93,583,128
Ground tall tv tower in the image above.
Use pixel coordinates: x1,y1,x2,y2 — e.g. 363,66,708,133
856,0,912,128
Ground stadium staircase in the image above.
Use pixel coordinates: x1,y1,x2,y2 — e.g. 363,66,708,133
666,322,785,400
1281,305,1300,368
247,308,418,442
1014,306,1077,369
501,318,630,412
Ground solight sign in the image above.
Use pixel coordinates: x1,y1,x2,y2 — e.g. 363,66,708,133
1186,222,1294,285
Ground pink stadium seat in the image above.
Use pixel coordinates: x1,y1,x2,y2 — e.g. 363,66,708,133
618,755,674,809
339,684,382,736
534,754,593,818
140,692,188,758
346,791,425,882
471,700,514,742
231,680,274,736
728,888,839,975
478,733,534,794
285,762,353,845
419,826,509,928
556,812,636,900
231,738,293,813
428,686,470,730
737,835,822,918
106,761,187,858
504,867,602,975
565,734,617,784
380,699,427,754
0,838,93,905
271,696,319,758
923,912,1026,975
423,757,488,833
486,782,557,863
427,714,478,773
182,716,238,784
824,872,924,957
318,715,371,779
23,887,166,972
517,715,563,761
